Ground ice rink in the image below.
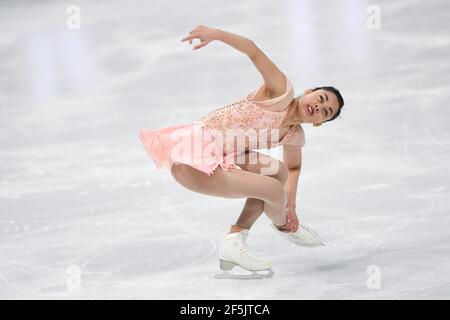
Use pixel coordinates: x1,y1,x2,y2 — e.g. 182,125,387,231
1,0,449,299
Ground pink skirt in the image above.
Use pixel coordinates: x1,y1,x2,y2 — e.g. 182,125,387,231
139,123,242,176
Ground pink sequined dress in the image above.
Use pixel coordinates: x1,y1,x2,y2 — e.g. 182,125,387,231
139,76,306,176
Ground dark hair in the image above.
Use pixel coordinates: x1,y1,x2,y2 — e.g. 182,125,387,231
312,86,344,122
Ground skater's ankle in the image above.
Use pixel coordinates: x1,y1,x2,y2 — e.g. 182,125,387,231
229,224,248,234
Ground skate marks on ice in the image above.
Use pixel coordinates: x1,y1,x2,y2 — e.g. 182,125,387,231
71,232,216,299
0,228,216,299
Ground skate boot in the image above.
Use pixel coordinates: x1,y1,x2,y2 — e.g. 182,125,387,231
271,223,324,247
215,229,274,279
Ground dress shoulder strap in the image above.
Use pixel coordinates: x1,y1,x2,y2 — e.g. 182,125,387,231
280,124,306,148
246,76,294,112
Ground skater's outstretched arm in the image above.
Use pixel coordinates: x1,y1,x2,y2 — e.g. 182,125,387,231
181,25,287,98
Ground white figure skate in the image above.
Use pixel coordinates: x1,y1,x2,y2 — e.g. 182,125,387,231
271,223,324,247
215,229,274,279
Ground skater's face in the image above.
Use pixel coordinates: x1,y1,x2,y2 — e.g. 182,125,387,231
298,89,340,127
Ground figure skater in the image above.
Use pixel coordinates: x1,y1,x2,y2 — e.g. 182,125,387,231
139,25,344,278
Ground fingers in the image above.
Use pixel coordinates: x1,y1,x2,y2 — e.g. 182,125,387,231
284,214,299,232
293,218,299,231
181,34,196,45
283,218,293,232
190,26,201,33
181,28,200,43
193,42,207,50
181,34,207,48
288,223,298,232
284,224,294,232
181,27,208,49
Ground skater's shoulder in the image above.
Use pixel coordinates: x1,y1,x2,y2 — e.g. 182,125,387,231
247,75,294,105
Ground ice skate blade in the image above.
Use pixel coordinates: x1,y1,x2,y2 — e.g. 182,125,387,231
297,241,324,247
215,260,274,279
214,269,274,280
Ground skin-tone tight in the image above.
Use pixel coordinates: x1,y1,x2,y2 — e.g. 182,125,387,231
170,151,289,228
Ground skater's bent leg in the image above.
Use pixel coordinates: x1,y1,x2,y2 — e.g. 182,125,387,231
234,198,264,230
170,162,287,226
234,151,289,229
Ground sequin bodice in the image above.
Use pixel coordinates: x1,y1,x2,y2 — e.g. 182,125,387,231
195,76,305,155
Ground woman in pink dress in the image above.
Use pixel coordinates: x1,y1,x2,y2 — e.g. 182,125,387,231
140,26,344,278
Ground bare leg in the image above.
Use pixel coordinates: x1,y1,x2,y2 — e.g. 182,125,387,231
170,160,287,226
234,151,288,229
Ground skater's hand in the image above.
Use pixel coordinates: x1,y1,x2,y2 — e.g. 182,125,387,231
181,25,219,50
284,205,299,232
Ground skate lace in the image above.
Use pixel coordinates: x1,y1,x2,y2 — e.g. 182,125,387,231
239,236,262,261
292,225,312,241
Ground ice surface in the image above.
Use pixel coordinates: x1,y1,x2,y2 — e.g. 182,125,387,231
0,0,449,299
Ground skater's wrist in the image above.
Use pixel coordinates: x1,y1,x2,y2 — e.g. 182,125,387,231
286,202,296,209
285,192,297,209
213,28,223,41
